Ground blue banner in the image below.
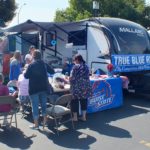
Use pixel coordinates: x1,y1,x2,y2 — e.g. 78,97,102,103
111,54,150,72
87,77,123,113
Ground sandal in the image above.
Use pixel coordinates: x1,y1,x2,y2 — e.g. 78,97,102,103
41,122,48,129
78,117,86,122
29,124,39,130
72,118,78,122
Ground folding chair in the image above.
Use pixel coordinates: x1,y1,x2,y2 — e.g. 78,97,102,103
46,94,74,135
0,96,19,128
16,97,31,118
47,94,60,105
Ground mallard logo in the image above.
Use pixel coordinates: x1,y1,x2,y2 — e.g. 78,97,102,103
119,27,143,35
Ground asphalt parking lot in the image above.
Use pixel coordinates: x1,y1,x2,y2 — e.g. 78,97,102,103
1,94,150,150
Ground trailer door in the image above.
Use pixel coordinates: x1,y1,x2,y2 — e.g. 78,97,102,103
87,25,110,72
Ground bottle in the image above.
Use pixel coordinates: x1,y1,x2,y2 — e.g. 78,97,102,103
65,72,69,80
91,68,95,77
108,71,113,77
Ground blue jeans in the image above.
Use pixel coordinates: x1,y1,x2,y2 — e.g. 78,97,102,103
30,91,47,120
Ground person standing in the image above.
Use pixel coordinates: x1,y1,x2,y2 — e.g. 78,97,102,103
9,50,22,88
70,54,92,122
17,68,30,112
25,45,54,75
24,50,48,129
25,45,36,62
24,53,32,67
62,58,72,76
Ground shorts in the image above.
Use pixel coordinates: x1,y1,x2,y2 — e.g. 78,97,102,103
18,95,30,105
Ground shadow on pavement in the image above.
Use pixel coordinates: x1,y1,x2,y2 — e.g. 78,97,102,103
75,109,132,138
75,94,150,138
124,93,150,109
39,94,150,149
39,127,96,150
0,126,33,149
37,110,131,150
3,94,148,150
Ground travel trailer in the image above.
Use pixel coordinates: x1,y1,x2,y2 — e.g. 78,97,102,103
5,17,150,94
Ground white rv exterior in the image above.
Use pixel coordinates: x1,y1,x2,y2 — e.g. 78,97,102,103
5,17,150,94
43,20,110,73
42,18,150,74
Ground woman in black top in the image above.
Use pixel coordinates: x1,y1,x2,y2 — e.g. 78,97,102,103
24,50,48,129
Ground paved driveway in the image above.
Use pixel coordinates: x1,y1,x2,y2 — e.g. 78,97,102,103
1,94,150,150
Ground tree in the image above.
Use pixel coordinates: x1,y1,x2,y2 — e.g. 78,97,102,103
0,0,17,27
54,0,150,28
55,8,92,22
54,0,93,22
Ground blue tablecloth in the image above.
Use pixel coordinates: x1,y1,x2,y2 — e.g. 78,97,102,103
87,77,123,113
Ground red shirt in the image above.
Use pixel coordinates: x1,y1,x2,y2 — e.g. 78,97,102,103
0,84,9,96
0,84,11,112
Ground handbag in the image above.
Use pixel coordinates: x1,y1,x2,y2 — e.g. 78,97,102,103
44,62,54,95
47,80,53,95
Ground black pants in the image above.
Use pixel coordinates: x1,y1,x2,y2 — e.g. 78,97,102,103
71,98,87,113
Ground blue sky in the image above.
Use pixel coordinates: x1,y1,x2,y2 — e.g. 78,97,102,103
8,0,150,27
8,0,69,27
146,0,150,5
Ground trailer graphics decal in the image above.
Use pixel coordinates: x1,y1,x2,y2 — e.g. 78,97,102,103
112,54,150,72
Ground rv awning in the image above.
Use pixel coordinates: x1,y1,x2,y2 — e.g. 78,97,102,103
4,20,82,33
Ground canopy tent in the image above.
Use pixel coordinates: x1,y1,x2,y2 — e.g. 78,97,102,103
3,20,86,61
4,19,82,34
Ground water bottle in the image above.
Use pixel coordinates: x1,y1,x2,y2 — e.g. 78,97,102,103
65,72,69,80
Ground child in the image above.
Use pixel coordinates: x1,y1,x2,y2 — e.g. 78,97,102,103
0,73,10,125
17,68,30,112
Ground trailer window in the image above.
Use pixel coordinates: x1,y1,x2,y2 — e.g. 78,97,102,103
68,29,87,46
46,32,56,47
22,33,39,55
8,35,16,52
113,27,150,54
102,27,119,55
0,36,8,52
117,34,150,54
